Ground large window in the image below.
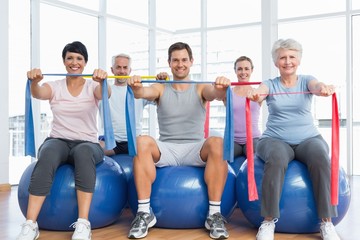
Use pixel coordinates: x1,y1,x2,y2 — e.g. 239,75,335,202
6,0,360,186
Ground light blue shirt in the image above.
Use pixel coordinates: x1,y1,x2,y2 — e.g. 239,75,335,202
261,75,319,144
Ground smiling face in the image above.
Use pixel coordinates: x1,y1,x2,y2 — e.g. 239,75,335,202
275,48,300,77
63,51,86,74
235,60,253,82
168,49,193,80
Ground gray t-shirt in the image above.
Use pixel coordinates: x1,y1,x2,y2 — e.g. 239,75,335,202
157,83,206,143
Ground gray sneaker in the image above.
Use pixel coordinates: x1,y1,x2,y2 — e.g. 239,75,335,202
205,212,229,239
128,209,157,239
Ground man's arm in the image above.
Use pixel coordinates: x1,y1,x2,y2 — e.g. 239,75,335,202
201,76,231,102
128,75,163,102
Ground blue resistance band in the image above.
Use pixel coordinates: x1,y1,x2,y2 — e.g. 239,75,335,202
24,75,115,157
25,79,36,157
125,86,137,156
223,87,234,162
101,79,116,150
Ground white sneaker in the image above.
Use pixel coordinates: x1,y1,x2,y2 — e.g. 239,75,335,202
16,220,39,240
70,218,92,240
256,218,278,240
320,221,340,240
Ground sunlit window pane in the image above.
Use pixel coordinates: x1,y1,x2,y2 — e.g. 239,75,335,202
353,0,360,10
207,0,260,28
278,0,345,19
107,0,148,25
9,0,31,184
352,15,360,174
157,0,200,31
56,0,98,11
207,26,262,81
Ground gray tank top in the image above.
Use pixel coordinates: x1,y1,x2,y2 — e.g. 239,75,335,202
157,83,206,143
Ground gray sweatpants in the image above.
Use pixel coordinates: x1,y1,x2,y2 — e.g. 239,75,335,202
256,135,337,219
29,137,104,196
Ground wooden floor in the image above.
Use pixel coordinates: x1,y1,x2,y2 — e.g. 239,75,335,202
1,176,359,240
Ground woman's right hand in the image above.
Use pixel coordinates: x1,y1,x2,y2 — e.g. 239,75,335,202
27,68,43,83
247,88,260,101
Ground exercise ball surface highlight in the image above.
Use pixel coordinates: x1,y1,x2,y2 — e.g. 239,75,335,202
228,155,246,176
109,154,133,182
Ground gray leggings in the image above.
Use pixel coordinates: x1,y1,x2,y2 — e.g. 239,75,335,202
256,135,337,219
29,138,104,196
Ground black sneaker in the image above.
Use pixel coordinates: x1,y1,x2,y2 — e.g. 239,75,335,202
205,212,229,239
128,208,157,239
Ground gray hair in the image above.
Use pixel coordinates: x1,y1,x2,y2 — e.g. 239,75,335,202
112,53,132,67
271,38,302,64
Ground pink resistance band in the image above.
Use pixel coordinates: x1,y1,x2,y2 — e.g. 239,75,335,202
331,93,339,205
245,93,340,204
246,98,258,200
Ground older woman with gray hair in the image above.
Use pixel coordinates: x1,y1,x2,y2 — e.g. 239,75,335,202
247,38,339,240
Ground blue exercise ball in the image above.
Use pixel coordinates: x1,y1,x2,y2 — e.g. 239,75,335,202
228,155,246,176
128,165,237,229
109,154,133,182
236,157,351,233
18,156,128,230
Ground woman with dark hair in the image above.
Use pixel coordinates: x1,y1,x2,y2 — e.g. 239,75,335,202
17,41,109,240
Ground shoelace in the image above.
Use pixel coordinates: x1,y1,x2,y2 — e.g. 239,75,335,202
210,213,228,229
258,218,279,233
131,213,149,229
69,221,87,233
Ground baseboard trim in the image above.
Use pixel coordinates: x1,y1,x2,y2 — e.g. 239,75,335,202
0,183,11,192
